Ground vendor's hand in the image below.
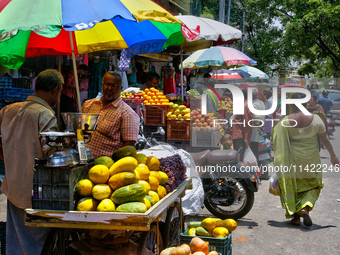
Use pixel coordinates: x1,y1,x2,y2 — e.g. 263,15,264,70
331,156,339,166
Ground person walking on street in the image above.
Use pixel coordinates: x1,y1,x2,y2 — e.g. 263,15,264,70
82,71,139,159
0,69,64,255
250,89,266,166
231,88,253,161
273,93,339,227
263,88,274,140
317,90,333,114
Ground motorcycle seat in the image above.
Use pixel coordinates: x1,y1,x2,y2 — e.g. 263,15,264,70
189,150,211,166
207,150,240,164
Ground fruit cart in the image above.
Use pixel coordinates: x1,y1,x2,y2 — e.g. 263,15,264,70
25,177,192,255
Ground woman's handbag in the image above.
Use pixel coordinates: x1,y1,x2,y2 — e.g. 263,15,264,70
269,171,280,196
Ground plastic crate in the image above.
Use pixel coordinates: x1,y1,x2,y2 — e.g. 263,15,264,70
12,78,32,89
32,163,92,211
191,128,221,147
180,225,232,255
0,222,5,255
167,140,190,152
167,120,190,140
143,125,166,142
143,105,168,126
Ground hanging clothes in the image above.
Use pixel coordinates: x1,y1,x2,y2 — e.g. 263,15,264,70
88,57,108,99
162,66,176,95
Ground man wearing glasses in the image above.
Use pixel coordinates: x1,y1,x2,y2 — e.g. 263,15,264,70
82,71,139,159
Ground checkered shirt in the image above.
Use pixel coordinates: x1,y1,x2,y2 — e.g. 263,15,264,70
82,97,140,159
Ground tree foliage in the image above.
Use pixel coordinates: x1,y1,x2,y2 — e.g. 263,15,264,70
200,0,340,77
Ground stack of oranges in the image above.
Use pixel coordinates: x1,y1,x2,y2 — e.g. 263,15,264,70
142,88,170,105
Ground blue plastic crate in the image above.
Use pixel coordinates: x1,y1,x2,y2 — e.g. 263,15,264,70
180,224,232,255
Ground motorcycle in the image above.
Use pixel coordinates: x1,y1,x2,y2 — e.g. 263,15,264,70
326,112,335,136
258,133,272,179
189,149,259,220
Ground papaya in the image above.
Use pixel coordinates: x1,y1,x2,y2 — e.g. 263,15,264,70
212,227,229,238
116,202,147,213
188,228,196,236
188,221,202,228
108,172,136,190
201,218,216,231
111,146,137,161
111,184,146,204
109,156,138,176
195,227,211,237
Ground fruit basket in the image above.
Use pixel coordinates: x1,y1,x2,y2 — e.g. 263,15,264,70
143,105,169,126
180,224,232,255
167,120,190,140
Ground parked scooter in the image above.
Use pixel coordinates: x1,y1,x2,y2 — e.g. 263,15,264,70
189,149,259,220
327,112,335,136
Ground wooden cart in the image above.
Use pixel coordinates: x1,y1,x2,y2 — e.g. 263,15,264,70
25,178,192,255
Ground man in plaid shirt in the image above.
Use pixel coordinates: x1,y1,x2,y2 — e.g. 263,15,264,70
82,71,139,159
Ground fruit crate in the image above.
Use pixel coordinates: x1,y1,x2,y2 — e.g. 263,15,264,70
142,105,168,126
0,222,5,255
32,163,93,211
167,140,190,152
143,125,166,142
167,119,190,140
180,225,232,255
191,128,221,147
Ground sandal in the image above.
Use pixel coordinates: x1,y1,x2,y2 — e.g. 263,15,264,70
291,219,300,226
302,212,313,226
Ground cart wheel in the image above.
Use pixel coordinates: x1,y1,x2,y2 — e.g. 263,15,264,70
138,224,163,255
163,202,184,248
41,228,79,255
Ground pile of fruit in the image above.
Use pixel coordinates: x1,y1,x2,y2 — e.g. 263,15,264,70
191,109,219,131
75,146,171,213
120,90,144,100
142,87,170,105
218,97,233,113
160,236,222,255
184,217,237,238
167,102,190,120
186,89,202,99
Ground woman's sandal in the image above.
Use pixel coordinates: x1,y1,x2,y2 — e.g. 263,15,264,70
291,219,300,226
301,212,313,226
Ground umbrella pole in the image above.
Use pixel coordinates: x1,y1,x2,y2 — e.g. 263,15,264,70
57,56,62,131
180,45,184,101
69,31,82,113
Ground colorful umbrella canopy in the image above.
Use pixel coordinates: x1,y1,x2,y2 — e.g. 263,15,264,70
210,69,251,80
181,46,257,69
235,66,269,79
0,0,184,69
175,15,242,53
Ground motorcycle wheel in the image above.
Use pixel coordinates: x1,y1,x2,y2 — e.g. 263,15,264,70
204,181,255,220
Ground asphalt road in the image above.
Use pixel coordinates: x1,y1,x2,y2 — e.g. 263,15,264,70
0,124,339,254
186,124,340,255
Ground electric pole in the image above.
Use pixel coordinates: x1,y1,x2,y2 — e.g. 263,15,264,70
227,0,231,25
241,8,245,52
219,0,225,23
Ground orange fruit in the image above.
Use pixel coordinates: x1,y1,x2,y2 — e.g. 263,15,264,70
159,172,168,185
88,165,110,184
150,171,162,183
136,153,148,164
145,88,149,92
92,184,112,200
135,164,150,180
75,179,94,197
97,198,116,212
146,156,160,171
148,176,160,191
148,191,160,203
224,219,237,232
157,185,167,199
152,95,157,99
77,197,98,211
201,218,217,231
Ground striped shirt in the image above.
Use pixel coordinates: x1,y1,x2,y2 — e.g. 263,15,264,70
82,97,139,159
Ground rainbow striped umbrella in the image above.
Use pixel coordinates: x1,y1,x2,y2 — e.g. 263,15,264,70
0,0,184,69
182,46,256,69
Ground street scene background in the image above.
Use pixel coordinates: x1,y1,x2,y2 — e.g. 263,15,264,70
1,126,340,254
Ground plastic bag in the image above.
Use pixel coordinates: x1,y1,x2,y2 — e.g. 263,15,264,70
269,171,280,196
243,147,257,167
